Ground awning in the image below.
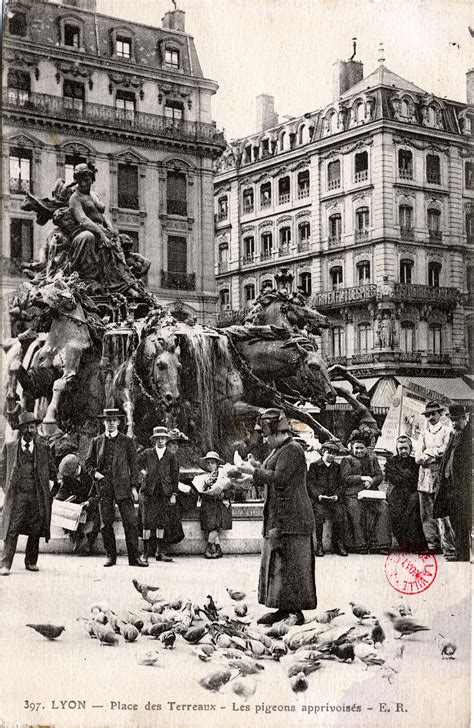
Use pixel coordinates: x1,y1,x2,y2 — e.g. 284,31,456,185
396,376,474,404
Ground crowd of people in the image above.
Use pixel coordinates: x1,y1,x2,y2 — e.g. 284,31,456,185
0,401,471,592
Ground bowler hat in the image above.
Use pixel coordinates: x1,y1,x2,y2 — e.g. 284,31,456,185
422,400,444,416
18,412,39,428
98,408,125,419
321,441,340,453
258,408,290,432
149,426,170,441
199,451,224,469
448,403,467,418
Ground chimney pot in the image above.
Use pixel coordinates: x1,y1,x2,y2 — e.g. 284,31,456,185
333,59,364,100
256,94,279,132
467,69,474,105
162,9,186,31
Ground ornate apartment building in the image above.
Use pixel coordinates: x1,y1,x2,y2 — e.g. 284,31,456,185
214,57,474,404
2,0,225,331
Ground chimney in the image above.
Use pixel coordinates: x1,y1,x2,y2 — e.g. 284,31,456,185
333,59,364,100
162,9,186,32
467,69,474,105
256,94,279,132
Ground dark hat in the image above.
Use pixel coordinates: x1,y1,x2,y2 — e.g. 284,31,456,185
18,412,39,428
448,404,467,418
321,441,340,453
258,408,290,432
98,408,125,419
422,400,444,416
167,428,189,443
150,426,170,441
58,454,80,479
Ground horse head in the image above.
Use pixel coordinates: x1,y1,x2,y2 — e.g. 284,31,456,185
135,328,181,412
285,292,330,334
245,289,329,334
293,342,337,407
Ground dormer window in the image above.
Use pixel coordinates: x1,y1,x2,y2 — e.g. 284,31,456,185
164,48,180,69
64,23,80,48
9,12,27,37
116,36,132,58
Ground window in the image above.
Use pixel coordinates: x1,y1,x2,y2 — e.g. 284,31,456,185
116,36,131,58
465,162,474,190
9,12,27,37
243,236,255,261
10,219,33,263
467,266,474,306
327,111,338,135
167,170,187,216
278,176,290,204
425,106,437,128
399,205,414,239
167,236,187,273
327,160,341,190
398,150,413,179
429,324,442,355
279,227,291,248
355,207,369,240
244,283,256,303
355,101,365,123
243,188,254,213
7,69,31,104
331,326,345,357
467,211,474,244
218,244,228,271
357,261,371,284
279,131,286,152
63,80,85,112
354,151,368,182
299,221,310,243
297,170,310,198
118,164,139,209
428,261,441,287
219,289,230,311
115,90,136,120
243,145,252,164
261,231,273,259
299,272,312,296
330,266,343,290
64,153,87,186
9,149,32,194
260,182,271,208
400,99,410,119
426,154,441,184
400,258,414,284
329,213,342,243
64,23,80,48
358,323,372,354
164,48,180,69
427,209,441,241
217,196,228,221
400,322,415,353
164,101,184,121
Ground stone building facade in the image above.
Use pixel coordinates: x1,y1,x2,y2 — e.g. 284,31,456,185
2,0,225,332
214,59,474,395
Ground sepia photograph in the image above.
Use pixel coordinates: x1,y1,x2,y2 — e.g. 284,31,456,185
0,0,472,726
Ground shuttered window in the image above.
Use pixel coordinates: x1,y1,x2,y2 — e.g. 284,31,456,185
11,219,33,262
167,236,187,273
167,171,187,216
118,164,139,209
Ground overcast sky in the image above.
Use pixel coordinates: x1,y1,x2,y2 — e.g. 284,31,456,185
99,0,473,140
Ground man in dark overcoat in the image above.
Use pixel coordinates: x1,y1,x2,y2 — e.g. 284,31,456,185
237,409,316,626
307,441,348,557
434,404,472,562
85,408,147,567
137,426,179,562
1,412,56,575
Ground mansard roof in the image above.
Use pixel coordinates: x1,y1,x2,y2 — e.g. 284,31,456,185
340,64,426,99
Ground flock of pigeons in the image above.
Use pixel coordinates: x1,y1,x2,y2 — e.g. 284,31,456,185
26,582,457,697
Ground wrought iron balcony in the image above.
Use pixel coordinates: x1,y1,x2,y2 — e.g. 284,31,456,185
394,283,458,305
3,89,226,147
297,241,310,252
354,170,368,183
355,229,369,242
351,353,375,364
400,226,415,241
261,250,273,260
216,308,251,326
297,187,310,199
242,203,254,214
326,355,347,366
399,352,422,363
260,198,271,209
216,211,228,222
160,270,196,291
427,353,451,365
217,261,228,273
279,246,290,257
242,255,255,266
426,172,441,184
399,168,413,180
313,284,377,308
9,178,31,194
313,282,459,309
328,234,342,247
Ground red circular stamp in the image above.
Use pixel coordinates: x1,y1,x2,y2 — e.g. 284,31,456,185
384,549,438,595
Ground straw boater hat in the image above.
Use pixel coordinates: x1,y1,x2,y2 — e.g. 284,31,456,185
98,408,125,419
422,400,445,416
149,426,170,442
18,412,40,428
199,451,224,469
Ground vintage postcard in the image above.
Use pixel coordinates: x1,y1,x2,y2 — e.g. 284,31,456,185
1,0,472,727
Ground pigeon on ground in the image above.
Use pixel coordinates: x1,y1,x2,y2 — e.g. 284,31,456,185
26,624,65,641
290,672,309,693
436,633,457,659
385,612,430,639
285,659,322,677
395,601,412,617
380,644,405,683
199,668,232,692
330,642,355,662
193,644,216,661
354,641,385,669
372,620,386,647
160,630,176,649
315,608,344,624
234,603,248,617
94,623,119,645
226,655,264,676
182,626,208,644
226,588,246,601
232,677,257,700
350,602,371,621
204,595,220,621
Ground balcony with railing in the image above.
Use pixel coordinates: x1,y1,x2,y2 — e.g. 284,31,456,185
398,168,413,180
399,352,422,363
426,172,441,184
327,179,341,191
328,234,342,247
261,250,273,261
326,355,347,366
278,193,290,205
216,308,251,326
354,170,368,183
216,211,228,222
427,353,451,365
161,270,196,290
428,230,442,242
260,198,271,209
355,229,369,242
313,282,459,309
9,178,31,194
400,226,415,241
297,241,310,252
394,283,458,305
217,261,228,273
313,284,377,308
278,246,290,258
297,187,310,199
3,89,226,147
242,203,254,214
242,255,255,266
351,353,375,365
